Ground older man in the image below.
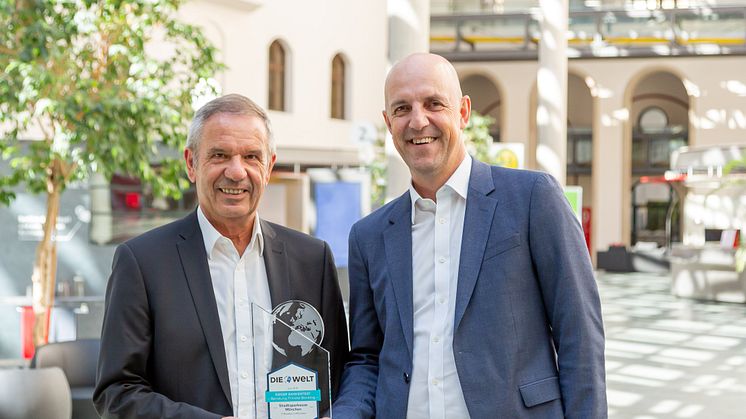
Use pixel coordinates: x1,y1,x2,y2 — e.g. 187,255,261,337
333,53,607,418
95,94,349,418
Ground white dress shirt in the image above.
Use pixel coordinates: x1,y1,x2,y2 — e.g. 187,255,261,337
406,155,472,419
198,208,272,419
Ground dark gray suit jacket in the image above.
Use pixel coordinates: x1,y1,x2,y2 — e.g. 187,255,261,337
334,159,606,418
94,211,349,418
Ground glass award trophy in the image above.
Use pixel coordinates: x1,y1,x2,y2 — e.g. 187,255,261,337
252,301,332,418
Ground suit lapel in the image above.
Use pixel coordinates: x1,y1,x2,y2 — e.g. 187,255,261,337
454,160,498,331
383,193,415,357
261,219,292,309
176,212,232,406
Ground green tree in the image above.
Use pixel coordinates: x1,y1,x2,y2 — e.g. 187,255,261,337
0,0,223,346
368,125,387,209
464,111,496,164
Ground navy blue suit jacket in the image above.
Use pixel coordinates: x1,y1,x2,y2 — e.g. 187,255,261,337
333,159,606,418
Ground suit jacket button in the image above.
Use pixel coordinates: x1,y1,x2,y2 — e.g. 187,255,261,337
403,372,410,383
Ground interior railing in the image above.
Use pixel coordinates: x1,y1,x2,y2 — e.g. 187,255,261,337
431,6,746,60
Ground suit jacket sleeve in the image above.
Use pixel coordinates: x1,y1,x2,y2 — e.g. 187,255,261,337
332,224,380,419
529,173,607,418
93,243,223,419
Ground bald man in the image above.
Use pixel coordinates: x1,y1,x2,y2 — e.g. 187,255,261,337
332,53,607,418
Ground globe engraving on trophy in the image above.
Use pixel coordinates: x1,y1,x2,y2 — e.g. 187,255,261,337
271,300,324,358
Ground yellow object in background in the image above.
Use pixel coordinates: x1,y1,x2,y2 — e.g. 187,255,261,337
495,149,519,169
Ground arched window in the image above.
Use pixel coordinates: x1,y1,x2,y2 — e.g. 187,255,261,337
268,40,286,111
638,106,669,133
330,54,346,119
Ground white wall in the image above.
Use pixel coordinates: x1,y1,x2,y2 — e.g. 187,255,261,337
180,0,388,165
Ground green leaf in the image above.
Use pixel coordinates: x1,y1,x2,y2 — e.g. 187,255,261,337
0,0,223,207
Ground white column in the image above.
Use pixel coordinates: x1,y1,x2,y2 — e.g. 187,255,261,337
536,0,568,185
388,0,430,60
593,90,626,252
89,172,112,245
385,0,430,201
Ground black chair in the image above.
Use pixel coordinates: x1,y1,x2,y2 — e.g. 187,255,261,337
31,339,101,419
0,367,72,419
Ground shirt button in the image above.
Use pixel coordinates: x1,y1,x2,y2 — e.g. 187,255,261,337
437,296,446,304
432,378,439,386
241,372,248,379
438,256,446,263
438,218,446,224
240,335,248,342
433,336,440,343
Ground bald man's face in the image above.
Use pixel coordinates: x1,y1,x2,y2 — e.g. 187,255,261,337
383,55,470,189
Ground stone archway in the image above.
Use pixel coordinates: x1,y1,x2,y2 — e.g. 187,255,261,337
625,70,690,247
461,73,503,141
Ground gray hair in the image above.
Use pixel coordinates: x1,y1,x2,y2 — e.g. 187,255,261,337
187,94,276,161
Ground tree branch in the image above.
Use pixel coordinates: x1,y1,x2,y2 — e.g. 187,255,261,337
0,45,16,56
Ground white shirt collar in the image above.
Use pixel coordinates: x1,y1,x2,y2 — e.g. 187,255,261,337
197,206,265,259
409,154,472,224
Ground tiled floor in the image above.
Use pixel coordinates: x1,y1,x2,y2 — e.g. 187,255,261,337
598,271,746,419
2,271,744,418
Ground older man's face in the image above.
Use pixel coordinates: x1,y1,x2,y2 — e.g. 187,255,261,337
383,55,470,188
185,113,275,232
